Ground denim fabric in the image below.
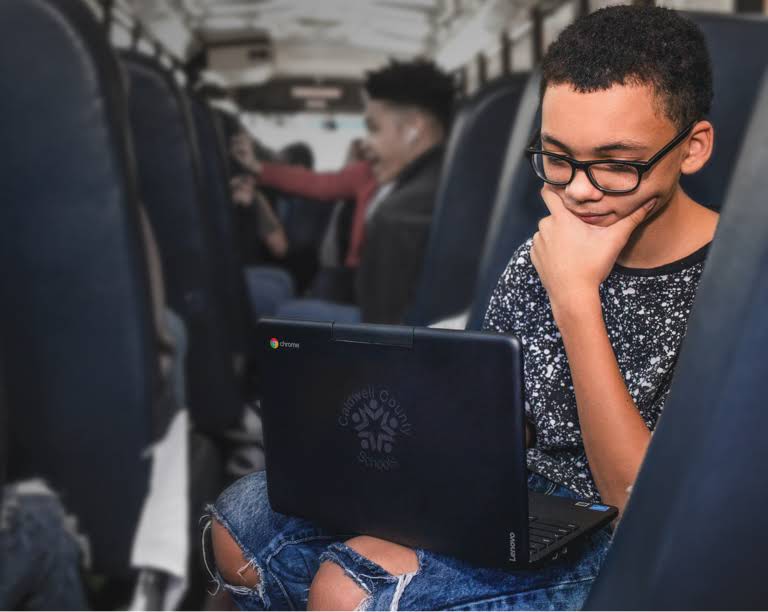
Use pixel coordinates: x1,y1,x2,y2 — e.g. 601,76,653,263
244,266,296,318
0,483,88,610
204,471,612,611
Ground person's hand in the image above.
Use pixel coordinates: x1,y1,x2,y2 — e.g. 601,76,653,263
231,132,261,174
530,185,655,314
230,174,255,207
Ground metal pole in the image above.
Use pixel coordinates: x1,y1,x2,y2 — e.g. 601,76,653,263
531,6,544,65
476,53,487,87
500,31,511,75
131,22,141,51
102,0,114,36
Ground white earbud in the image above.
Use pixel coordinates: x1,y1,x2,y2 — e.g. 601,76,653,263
405,126,419,146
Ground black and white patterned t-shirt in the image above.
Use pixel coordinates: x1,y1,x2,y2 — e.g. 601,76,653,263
482,238,709,501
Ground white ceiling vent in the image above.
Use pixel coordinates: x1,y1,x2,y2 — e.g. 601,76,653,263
206,32,274,85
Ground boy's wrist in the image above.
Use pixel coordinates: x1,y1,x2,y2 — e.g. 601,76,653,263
549,289,603,331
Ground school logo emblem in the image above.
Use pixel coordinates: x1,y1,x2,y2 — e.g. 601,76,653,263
338,386,413,471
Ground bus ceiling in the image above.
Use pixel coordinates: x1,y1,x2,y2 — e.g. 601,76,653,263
92,0,749,114
90,0,545,111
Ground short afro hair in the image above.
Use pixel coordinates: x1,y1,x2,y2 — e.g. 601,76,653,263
541,5,713,129
364,59,456,130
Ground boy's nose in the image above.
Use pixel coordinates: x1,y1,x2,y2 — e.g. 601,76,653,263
565,168,604,203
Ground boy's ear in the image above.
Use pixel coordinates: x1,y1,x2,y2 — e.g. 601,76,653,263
680,120,714,176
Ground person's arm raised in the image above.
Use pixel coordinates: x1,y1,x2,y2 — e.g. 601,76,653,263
230,132,370,202
258,160,370,203
530,186,655,514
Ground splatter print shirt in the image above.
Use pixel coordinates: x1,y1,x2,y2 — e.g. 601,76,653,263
482,238,710,501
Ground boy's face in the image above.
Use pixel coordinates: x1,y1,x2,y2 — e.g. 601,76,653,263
540,83,689,227
363,99,416,184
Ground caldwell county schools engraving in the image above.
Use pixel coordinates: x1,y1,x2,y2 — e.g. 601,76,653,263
338,386,414,471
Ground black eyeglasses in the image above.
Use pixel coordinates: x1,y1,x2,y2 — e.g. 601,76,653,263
525,122,695,194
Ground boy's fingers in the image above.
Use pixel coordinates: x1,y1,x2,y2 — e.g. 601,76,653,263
540,186,562,217
611,199,656,239
540,186,573,221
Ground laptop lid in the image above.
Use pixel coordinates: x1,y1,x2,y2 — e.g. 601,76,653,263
256,318,530,566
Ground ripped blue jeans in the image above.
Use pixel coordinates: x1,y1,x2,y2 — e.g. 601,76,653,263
0,481,88,610
203,471,612,610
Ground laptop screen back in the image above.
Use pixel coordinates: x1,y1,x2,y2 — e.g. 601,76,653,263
256,318,529,565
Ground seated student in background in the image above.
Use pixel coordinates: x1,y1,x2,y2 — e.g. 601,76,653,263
232,134,377,303
204,6,720,610
233,59,455,324
230,174,288,260
231,136,373,304
269,142,334,294
230,173,295,319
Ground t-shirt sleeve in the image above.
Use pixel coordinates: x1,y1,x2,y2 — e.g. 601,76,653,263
481,239,534,333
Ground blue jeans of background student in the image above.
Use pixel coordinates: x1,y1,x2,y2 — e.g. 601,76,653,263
203,471,612,611
0,482,88,610
244,266,296,319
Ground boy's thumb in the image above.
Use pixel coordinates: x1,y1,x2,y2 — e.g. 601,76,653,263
615,200,656,237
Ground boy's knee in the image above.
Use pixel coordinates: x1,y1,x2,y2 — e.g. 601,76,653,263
210,518,261,589
308,561,368,611
345,535,419,575
307,536,419,611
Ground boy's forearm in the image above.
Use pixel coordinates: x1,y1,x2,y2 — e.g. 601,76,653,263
552,292,651,513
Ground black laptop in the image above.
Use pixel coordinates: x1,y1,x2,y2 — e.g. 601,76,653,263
256,318,617,568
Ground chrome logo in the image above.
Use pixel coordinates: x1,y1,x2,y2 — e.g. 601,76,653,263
269,338,279,349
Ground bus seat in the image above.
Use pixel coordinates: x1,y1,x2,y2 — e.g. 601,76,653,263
120,53,242,434
189,95,252,367
585,68,768,610
0,353,6,495
406,73,530,326
466,71,543,330
0,0,160,576
682,12,768,211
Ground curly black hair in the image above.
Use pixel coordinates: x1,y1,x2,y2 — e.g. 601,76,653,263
542,5,713,128
364,59,456,130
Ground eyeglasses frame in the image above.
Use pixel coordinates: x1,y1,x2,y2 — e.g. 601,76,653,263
524,121,697,194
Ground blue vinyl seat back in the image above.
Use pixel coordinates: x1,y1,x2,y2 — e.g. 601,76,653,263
0,0,158,576
406,73,530,326
121,53,241,433
189,95,251,360
585,70,768,610
0,352,6,493
466,72,543,330
682,12,768,210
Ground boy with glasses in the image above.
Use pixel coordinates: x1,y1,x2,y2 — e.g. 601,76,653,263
205,6,719,610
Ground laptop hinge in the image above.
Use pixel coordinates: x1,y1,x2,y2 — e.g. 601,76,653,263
331,323,414,348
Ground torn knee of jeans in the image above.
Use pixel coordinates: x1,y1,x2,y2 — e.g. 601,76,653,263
201,511,267,603
310,559,372,612
318,544,421,612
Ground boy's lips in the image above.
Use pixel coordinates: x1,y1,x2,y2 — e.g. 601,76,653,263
574,211,610,224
